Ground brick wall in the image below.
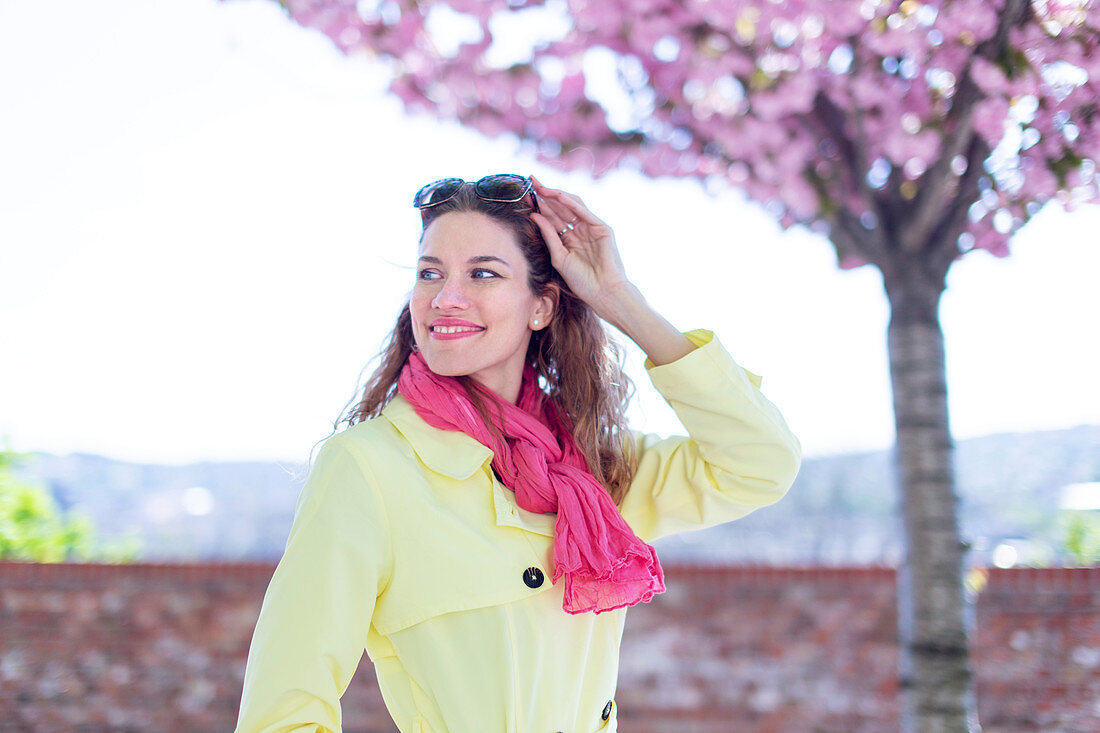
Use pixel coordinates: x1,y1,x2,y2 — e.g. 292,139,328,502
973,568,1100,732
616,567,900,732
1,562,1097,732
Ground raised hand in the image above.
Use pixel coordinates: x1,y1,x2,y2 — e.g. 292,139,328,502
528,176,630,316
529,176,693,365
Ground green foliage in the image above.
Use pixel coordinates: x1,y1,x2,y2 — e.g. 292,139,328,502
1063,511,1100,566
0,445,142,563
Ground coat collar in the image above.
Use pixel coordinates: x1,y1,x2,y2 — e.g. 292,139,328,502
381,394,493,480
381,394,558,538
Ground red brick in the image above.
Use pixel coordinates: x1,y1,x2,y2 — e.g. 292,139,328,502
1,562,1098,731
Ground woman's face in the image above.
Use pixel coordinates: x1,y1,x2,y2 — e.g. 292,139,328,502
410,211,553,403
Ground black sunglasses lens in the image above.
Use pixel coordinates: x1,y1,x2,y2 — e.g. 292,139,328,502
413,178,464,208
474,174,531,202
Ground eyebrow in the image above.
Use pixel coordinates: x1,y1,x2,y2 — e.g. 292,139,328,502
417,255,512,269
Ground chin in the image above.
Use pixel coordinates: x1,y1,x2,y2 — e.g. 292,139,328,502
419,352,471,378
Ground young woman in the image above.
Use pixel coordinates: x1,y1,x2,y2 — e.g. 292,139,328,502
234,174,801,733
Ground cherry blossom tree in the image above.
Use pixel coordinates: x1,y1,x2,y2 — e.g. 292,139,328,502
262,0,1099,729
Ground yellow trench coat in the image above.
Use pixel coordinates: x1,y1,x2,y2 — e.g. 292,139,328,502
235,329,801,733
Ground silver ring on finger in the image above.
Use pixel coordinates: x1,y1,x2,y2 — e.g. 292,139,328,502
557,228,569,237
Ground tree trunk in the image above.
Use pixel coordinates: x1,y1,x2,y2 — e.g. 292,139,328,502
884,267,977,732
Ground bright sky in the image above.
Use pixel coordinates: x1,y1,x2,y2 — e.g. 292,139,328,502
1,0,1097,465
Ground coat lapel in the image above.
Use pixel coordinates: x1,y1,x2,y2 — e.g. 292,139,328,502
382,394,558,538
382,394,492,480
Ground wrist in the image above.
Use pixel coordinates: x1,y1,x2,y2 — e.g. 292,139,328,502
594,283,695,366
593,281,645,332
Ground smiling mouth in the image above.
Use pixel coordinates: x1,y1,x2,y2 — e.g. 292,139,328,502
431,326,485,334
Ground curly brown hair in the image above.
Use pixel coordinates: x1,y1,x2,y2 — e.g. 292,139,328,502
339,184,638,505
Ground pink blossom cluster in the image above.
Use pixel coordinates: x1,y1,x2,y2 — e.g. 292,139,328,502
268,0,1100,264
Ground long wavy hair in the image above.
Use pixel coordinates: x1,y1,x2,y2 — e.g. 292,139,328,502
339,184,639,505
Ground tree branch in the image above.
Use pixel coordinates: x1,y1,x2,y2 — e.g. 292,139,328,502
926,136,990,281
838,38,893,254
828,207,888,271
900,0,1032,253
812,89,890,257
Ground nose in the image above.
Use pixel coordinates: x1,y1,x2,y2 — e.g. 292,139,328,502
431,275,471,311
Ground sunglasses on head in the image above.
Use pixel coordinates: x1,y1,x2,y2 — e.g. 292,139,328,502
412,174,538,212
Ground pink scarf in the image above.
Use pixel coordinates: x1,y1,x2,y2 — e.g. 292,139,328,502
397,352,665,614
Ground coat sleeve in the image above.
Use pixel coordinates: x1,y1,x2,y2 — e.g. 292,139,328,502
618,328,802,544
235,433,393,733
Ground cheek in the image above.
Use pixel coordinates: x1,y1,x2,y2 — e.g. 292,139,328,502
490,292,535,322
409,291,431,317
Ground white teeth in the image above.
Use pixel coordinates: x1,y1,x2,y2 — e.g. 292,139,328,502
432,326,483,334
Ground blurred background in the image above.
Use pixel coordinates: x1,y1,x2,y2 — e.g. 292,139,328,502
3,0,1097,567
1,0,1098,730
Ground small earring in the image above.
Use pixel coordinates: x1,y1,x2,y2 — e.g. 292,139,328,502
532,320,540,328
411,343,419,353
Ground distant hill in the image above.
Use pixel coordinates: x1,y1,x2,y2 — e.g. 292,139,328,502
14,425,1100,565
657,424,1100,566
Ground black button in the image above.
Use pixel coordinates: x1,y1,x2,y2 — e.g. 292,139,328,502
522,567,544,588
602,700,613,720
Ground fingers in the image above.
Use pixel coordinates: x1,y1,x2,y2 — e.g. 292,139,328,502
538,201,575,239
534,194,581,242
532,175,590,213
531,176,606,229
532,184,574,233
529,211,569,264
536,192,594,245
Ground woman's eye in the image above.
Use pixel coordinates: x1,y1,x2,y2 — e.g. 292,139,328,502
417,268,498,281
